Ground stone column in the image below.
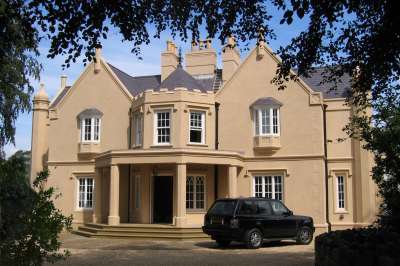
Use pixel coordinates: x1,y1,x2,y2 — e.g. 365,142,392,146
108,164,120,225
174,163,187,227
92,167,102,223
228,165,238,198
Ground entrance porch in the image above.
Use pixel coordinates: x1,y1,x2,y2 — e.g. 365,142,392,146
91,149,243,228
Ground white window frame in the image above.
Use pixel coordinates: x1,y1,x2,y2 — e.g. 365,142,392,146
253,107,280,136
134,176,141,209
336,174,346,211
80,116,101,143
186,175,206,211
77,177,95,210
154,109,172,145
133,112,143,147
189,111,206,144
253,175,284,201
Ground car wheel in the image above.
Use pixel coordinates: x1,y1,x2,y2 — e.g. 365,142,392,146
216,239,231,248
296,226,313,245
244,228,263,249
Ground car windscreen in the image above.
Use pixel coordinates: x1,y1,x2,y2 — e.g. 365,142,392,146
208,200,237,216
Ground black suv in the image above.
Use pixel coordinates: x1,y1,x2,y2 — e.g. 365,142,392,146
202,198,314,248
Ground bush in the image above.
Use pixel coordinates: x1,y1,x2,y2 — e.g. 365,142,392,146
315,228,400,266
0,154,72,266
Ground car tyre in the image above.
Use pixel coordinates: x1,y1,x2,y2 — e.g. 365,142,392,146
215,239,231,248
244,228,263,249
296,226,313,245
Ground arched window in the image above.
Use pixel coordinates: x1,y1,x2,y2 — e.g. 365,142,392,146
251,97,282,136
78,108,103,143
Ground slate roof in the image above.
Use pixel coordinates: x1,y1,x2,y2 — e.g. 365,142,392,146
157,66,211,92
49,86,71,108
298,67,351,99
108,63,161,96
251,97,283,107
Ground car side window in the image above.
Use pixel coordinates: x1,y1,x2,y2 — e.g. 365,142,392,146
270,201,288,215
238,200,258,215
255,200,273,215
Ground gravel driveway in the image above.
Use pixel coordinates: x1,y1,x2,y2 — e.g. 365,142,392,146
49,233,314,266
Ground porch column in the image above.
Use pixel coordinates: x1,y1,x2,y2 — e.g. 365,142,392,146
174,163,187,227
228,165,237,198
108,164,120,225
92,167,102,223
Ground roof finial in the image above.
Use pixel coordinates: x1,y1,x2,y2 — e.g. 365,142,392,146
178,47,183,68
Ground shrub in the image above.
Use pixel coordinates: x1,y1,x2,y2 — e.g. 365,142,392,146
315,228,400,266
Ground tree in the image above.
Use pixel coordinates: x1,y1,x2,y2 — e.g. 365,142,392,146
0,152,72,266
0,0,40,156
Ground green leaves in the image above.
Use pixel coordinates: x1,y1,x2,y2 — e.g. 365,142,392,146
0,153,72,266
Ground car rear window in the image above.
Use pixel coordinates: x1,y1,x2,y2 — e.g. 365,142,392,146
208,200,237,215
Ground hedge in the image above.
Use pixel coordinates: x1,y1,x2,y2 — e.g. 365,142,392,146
315,228,400,266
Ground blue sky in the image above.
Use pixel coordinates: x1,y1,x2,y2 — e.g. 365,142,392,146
4,9,308,157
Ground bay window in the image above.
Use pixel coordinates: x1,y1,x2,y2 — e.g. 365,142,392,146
254,107,280,136
81,117,101,142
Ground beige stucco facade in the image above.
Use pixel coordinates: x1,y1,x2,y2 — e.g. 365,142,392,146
30,39,378,234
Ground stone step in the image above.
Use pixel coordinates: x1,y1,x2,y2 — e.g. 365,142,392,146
73,223,209,240
78,226,203,234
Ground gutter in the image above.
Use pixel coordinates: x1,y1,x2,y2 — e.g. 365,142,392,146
323,104,332,232
128,108,132,222
214,102,220,200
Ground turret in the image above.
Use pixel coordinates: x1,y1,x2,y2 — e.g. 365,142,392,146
30,83,49,183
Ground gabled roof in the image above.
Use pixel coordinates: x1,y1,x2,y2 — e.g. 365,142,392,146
157,66,210,92
297,67,351,99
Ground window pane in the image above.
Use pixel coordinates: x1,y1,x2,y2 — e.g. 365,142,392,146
254,176,263,198
255,110,260,135
93,118,100,141
78,177,94,208
239,200,257,215
186,176,194,209
256,200,273,215
189,112,204,143
195,176,205,209
265,176,273,199
272,109,279,134
261,109,270,134
274,175,283,201
84,118,92,141
156,111,170,144
270,201,288,215
337,175,345,209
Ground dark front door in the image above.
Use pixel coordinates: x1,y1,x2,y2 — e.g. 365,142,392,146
153,176,173,224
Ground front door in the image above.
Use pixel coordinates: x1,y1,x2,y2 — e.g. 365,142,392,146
153,176,173,224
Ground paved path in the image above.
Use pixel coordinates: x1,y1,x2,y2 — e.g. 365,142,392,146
50,233,314,266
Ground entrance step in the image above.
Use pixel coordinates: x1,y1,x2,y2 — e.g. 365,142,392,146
72,223,209,240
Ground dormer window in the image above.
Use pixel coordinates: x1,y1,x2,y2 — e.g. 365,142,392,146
78,108,103,143
251,97,282,136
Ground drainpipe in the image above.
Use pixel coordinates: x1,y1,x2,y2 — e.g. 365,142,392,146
214,102,220,200
128,108,132,223
323,104,332,232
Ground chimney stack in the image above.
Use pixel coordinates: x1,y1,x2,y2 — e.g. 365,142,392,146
222,35,240,83
185,38,216,77
94,45,102,73
161,40,178,81
60,75,67,91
